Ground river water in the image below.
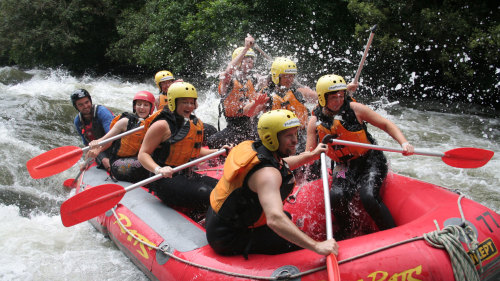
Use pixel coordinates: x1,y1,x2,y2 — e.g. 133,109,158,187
0,66,498,280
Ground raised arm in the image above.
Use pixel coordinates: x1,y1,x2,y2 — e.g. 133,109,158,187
243,93,269,117
219,35,255,94
296,85,317,103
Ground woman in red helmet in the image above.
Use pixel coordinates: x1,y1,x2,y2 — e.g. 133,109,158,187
87,91,157,182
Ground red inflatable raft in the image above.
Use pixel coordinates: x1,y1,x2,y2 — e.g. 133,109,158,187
66,164,500,281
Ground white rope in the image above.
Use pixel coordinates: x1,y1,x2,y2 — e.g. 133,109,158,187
423,224,480,281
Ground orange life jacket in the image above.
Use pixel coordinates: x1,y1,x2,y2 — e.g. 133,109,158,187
142,110,163,131
268,87,309,129
108,109,163,159
164,120,204,167
219,78,257,118
313,104,372,163
157,92,169,111
109,113,145,158
151,111,204,167
210,141,295,228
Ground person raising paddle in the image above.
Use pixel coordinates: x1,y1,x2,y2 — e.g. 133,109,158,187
206,35,268,148
86,91,157,183
306,74,414,240
71,89,114,172
206,109,338,258
138,82,231,215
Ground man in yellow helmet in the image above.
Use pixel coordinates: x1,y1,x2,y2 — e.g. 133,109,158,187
207,35,269,148
260,57,317,152
306,74,414,240
206,109,338,257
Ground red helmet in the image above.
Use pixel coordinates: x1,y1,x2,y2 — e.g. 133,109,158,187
133,91,155,115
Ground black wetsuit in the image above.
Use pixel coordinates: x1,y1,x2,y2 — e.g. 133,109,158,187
314,104,395,240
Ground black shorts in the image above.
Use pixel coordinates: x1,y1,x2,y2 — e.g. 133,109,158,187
148,173,218,212
205,207,301,257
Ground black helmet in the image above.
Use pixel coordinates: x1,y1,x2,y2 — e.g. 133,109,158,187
71,89,92,109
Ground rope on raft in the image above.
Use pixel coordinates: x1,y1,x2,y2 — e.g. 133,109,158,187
422,195,482,281
110,193,483,280
423,224,480,281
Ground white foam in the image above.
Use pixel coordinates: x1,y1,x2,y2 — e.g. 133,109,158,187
0,204,148,281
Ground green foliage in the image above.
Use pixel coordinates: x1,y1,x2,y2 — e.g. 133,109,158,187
108,0,357,84
0,0,122,71
346,0,499,106
182,0,252,72
109,0,199,75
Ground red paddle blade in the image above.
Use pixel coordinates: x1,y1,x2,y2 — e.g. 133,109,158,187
327,254,341,281
27,146,83,179
443,147,494,168
63,178,77,189
60,184,125,227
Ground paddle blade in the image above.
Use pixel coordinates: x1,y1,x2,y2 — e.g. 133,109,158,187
442,147,494,168
27,146,83,179
327,254,341,281
60,184,125,227
63,178,77,189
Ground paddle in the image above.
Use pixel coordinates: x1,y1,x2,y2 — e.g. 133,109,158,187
63,158,94,189
27,126,144,179
253,43,273,62
246,33,274,62
60,149,227,227
325,137,494,169
320,137,341,281
63,177,80,189
353,24,377,85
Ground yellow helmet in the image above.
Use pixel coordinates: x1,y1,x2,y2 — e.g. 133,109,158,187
270,57,297,85
316,74,347,107
167,82,198,112
154,70,174,89
257,109,301,151
231,47,256,60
